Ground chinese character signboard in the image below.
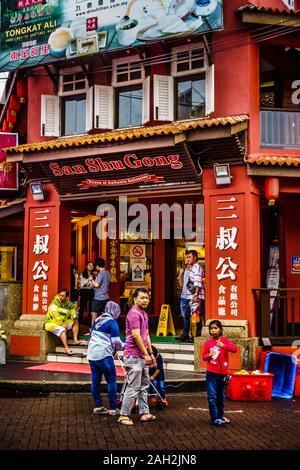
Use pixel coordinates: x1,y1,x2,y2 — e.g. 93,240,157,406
210,194,246,319
0,133,18,190
28,205,55,314
0,0,223,72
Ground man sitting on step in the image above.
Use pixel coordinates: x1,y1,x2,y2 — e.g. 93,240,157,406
44,288,81,356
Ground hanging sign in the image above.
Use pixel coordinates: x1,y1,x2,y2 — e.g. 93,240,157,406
0,133,18,190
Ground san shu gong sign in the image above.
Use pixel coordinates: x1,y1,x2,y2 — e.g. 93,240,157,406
38,145,200,195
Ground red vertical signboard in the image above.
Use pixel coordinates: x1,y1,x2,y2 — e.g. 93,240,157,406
0,133,18,190
27,205,57,315
210,194,246,319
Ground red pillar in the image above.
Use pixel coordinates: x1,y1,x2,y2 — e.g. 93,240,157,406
203,166,261,337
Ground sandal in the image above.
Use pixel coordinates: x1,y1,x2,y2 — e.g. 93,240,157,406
140,413,157,422
117,416,134,426
65,349,74,356
93,407,108,415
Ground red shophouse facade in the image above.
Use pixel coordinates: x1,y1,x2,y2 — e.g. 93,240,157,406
2,0,300,359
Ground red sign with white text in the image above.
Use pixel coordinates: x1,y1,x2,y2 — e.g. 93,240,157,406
27,205,56,314
210,194,246,319
0,133,18,190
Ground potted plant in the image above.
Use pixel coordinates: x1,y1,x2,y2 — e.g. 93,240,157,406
0,324,7,365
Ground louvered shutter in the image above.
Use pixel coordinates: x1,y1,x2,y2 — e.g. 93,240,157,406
205,64,215,116
94,85,114,129
142,76,150,124
153,75,174,121
41,95,60,137
86,86,94,132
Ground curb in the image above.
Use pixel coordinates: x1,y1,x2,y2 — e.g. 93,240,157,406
0,378,206,395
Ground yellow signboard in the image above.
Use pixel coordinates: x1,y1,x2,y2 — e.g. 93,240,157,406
156,304,176,337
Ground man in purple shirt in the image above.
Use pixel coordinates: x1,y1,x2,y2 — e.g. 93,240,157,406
118,288,157,426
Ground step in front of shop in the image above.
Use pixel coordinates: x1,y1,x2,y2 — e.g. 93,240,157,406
47,341,195,372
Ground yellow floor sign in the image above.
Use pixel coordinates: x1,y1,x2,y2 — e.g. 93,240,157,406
156,304,176,336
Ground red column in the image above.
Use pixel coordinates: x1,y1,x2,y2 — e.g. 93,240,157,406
22,183,71,315
203,166,261,337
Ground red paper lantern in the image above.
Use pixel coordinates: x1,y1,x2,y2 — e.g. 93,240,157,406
2,120,11,132
9,95,20,112
265,177,279,204
6,108,17,124
17,79,27,103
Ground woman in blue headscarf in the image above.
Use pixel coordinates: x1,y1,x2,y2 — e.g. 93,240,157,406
87,301,124,416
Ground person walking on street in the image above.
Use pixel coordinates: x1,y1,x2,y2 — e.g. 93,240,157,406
202,320,237,426
118,288,157,426
178,249,205,342
44,288,81,355
87,301,124,416
90,258,110,329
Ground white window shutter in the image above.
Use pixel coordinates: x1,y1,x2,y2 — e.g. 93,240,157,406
94,85,114,129
153,75,174,121
41,95,60,137
205,64,215,116
142,76,150,124
86,86,94,132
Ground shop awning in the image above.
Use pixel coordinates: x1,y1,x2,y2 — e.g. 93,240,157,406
0,197,25,219
247,154,300,177
4,115,249,156
4,116,248,199
237,3,300,27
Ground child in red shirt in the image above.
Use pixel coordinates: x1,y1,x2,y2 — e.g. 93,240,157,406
202,320,237,426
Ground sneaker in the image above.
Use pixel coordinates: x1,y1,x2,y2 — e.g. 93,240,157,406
149,397,157,404
93,407,108,415
220,416,230,424
212,419,225,426
183,337,193,343
108,409,120,416
176,335,188,341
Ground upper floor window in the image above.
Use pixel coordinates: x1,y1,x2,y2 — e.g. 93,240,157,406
112,57,145,128
153,43,214,121
41,67,88,137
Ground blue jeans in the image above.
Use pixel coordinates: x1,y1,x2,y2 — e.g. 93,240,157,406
206,371,226,422
89,356,117,410
149,379,166,399
180,298,191,338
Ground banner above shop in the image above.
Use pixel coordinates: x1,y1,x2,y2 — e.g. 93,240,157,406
22,143,200,196
0,0,223,72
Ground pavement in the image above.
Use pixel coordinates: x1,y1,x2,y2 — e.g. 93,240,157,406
0,392,299,452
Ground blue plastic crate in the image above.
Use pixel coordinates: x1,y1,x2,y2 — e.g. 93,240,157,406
264,352,297,399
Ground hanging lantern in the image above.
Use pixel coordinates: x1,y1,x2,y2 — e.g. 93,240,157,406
2,120,11,133
265,177,279,206
9,95,20,112
17,79,27,103
6,108,17,124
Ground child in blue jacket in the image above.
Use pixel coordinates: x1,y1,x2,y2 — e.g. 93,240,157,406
149,346,168,407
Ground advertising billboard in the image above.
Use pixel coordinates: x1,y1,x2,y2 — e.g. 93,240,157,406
0,0,223,72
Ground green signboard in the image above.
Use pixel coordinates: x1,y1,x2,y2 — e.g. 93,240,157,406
0,0,223,72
